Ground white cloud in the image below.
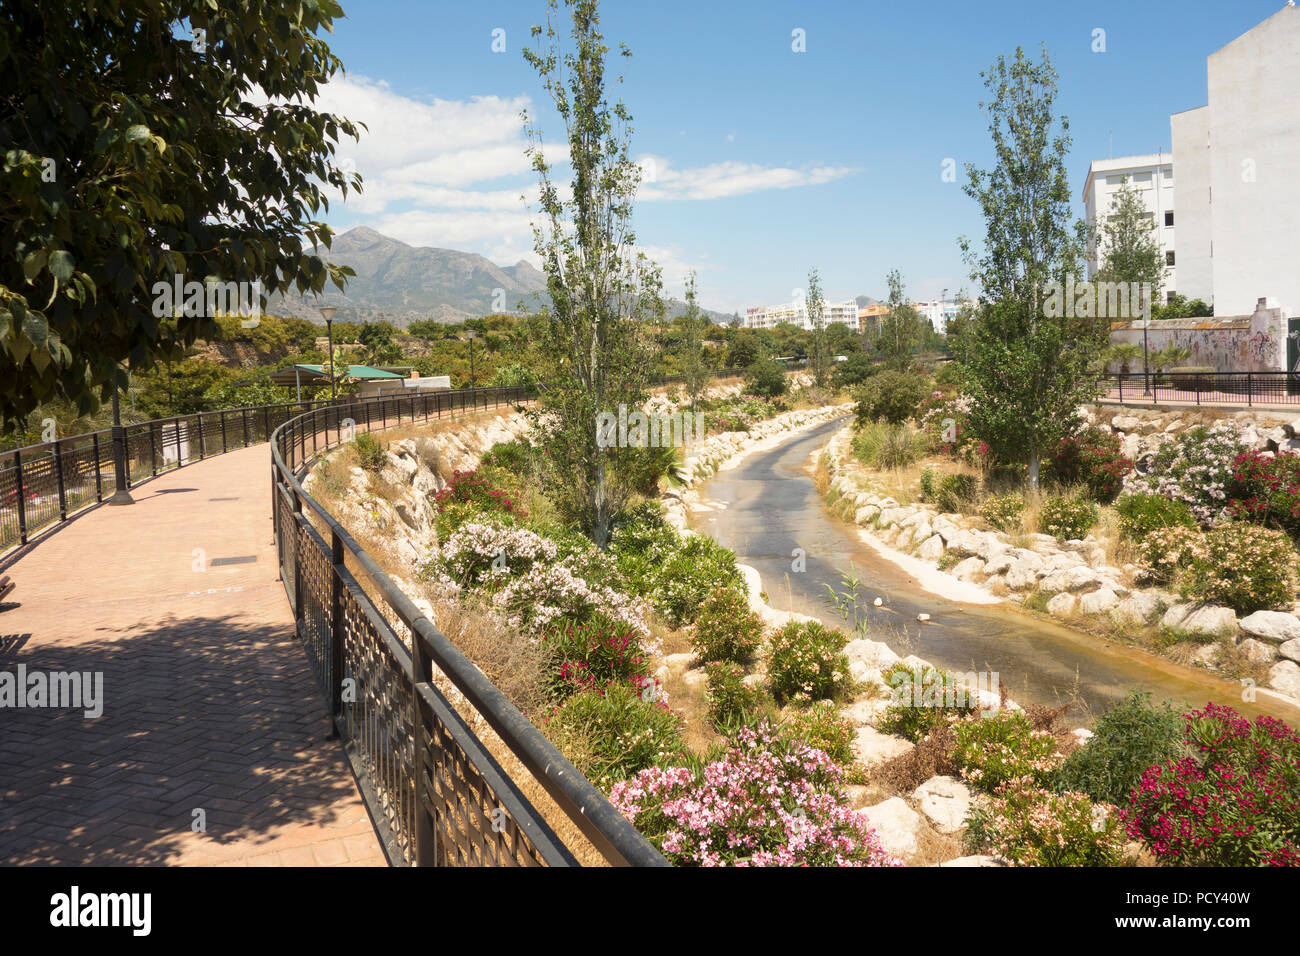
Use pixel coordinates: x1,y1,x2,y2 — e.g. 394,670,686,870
638,157,860,201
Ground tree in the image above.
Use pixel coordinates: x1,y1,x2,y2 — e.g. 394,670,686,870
1153,294,1213,321
0,1,362,430
357,322,401,366
953,46,1105,489
874,270,921,369
680,272,708,412
725,329,761,369
523,0,662,547
1106,343,1144,374
745,359,787,400
806,267,829,386
1094,177,1165,307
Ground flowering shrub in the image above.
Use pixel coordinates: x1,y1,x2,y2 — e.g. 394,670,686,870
610,503,743,627
1136,525,1205,585
782,700,861,769
545,681,686,791
980,493,1025,532
428,520,648,638
766,620,851,706
541,613,655,703
1047,429,1133,503
1123,704,1300,866
1038,494,1099,541
704,661,770,730
1180,523,1297,613
917,389,974,455
953,711,1064,793
610,722,902,866
966,778,1124,867
876,662,979,742
1114,492,1196,542
433,469,520,517
1126,421,1252,526
691,587,765,663
1226,449,1300,539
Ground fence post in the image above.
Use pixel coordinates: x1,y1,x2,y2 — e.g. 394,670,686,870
242,408,249,447
149,423,158,476
53,440,67,521
14,449,28,545
1248,372,1253,408
172,417,181,468
263,406,270,443
220,411,228,454
410,626,435,867
92,433,103,502
198,413,207,459
329,528,346,740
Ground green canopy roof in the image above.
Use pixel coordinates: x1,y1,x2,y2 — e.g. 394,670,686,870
269,364,405,385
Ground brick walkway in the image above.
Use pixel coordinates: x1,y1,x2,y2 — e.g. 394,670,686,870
0,444,386,866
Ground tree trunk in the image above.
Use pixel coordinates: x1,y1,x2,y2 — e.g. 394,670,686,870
1027,448,1040,491
592,457,609,549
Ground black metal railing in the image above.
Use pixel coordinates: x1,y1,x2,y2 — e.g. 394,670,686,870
269,386,667,867
1105,371,1300,408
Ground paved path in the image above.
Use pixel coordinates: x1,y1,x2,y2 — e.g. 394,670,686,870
0,443,385,866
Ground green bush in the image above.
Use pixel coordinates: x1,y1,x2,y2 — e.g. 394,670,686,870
876,662,979,742
1047,428,1133,503
953,710,1064,793
852,421,923,470
1039,494,1099,541
691,587,765,664
853,369,932,425
934,472,977,513
919,467,936,500
780,701,859,769
352,432,386,472
1056,693,1187,805
1181,523,1297,613
704,661,771,730
1114,492,1196,542
965,780,1124,867
545,682,686,791
766,620,851,706
540,613,654,703
980,493,1025,532
744,359,788,400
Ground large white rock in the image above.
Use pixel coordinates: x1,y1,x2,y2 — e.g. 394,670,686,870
854,504,881,525
1279,638,1300,664
912,776,972,835
1238,638,1277,665
1040,565,1101,593
860,797,924,858
878,507,910,528
917,534,945,560
1047,592,1077,618
951,556,985,581
1238,610,1300,644
1163,603,1238,636
983,552,1014,576
1112,591,1163,625
852,727,914,767
1269,660,1300,699
844,637,901,670
1004,557,1042,591
1078,587,1120,615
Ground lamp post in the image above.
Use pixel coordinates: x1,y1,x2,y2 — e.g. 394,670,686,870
108,374,135,506
466,329,477,389
1143,296,1152,397
319,305,339,400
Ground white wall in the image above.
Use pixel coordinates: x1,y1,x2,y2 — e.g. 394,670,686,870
1170,107,1214,303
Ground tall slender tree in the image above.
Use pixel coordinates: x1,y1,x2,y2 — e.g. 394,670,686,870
1095,176,1165,306
523,0,662,547
680,271,707,413
954,46,1105,489
806,267,828,386
875,269,921,369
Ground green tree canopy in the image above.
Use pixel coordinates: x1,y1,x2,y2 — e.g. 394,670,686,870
0,0,362,430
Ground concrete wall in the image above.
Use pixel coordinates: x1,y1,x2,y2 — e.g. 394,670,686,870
1205,6,1300,315
1169,107,1214,303
1108,300,1291,374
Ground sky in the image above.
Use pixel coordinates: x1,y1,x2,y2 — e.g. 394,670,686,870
310,0,1291,314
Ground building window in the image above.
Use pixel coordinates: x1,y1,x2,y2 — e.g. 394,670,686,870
1166,250,1176,266
1164,211,1174,226
1167,291,1177,304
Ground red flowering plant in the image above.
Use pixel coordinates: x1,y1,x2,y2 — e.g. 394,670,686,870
1226,449,1300,540
1047,428,1133,504
1123,703,1300,866
432,468,521,516
541,612,662,705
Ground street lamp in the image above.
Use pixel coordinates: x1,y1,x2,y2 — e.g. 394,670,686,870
466,329,477,389
319,305,339,400
108,371,134,506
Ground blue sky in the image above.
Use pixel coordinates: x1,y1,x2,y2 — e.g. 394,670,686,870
313,0,1288,313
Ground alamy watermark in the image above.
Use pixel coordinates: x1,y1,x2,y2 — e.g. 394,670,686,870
596,406,706,449
1043,278,1154,321
1,665,103,718
151,274,263,326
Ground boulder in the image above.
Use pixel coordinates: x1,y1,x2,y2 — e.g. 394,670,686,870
844,637,901,671
1112,414,1142,432
878,507,909,528
950,557,985,581
1279,638,1300,664
1004,557,1042,591
1163,603,1237,636
1112,591,1163,625
852,726,914,767
860,798,924,858
912,776,972,835
1078,587,1120,615
1238,638,1277,666
1269,660,1300,699
1047,592,1077,618
917,534,945,561
1238,610,1300,644
983,552,1014,576
854,504,881,525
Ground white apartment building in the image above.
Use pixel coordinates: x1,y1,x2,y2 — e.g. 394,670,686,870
742,299,859,331
913,298,968,334
1169,2,1300,317
1081,154,1176,299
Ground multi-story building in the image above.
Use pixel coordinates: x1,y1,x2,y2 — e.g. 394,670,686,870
1169,2,1300,316
913,298,968,334
742,299,859,331
856,304,889,336
1081,154,1177,299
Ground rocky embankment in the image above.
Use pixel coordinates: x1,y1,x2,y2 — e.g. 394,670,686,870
818,409,1300,703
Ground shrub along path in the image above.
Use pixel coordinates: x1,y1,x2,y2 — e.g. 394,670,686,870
0,443,385,866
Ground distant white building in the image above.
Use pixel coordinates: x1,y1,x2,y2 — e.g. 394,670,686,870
1081,154,1176,299
742,299,859,331
913,298,968,334
1169,2,1300,316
